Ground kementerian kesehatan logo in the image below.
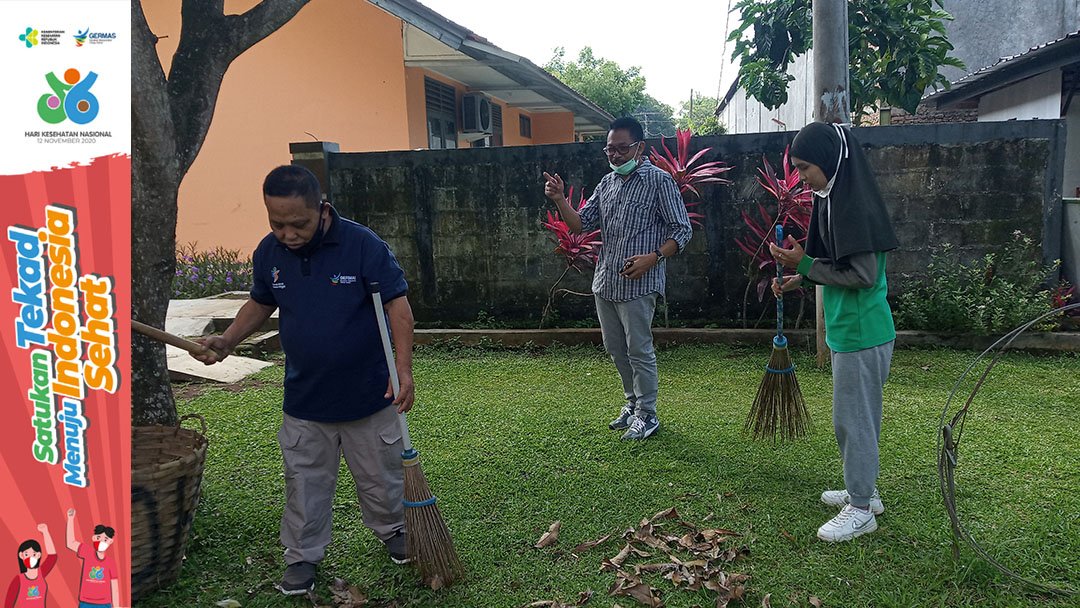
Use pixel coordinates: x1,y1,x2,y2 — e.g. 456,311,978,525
37,69,99,125
73,29,88,46
19,27,39,48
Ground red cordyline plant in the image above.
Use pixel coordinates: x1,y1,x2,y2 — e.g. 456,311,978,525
735,146,814,326
540,185,601,327
542,185,602,271
1052,280,1079,321
649,128,733,226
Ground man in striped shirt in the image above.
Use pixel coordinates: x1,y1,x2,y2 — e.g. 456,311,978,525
543,116,692,440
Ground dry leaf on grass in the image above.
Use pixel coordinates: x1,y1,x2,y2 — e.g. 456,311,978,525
609,572,664,607
428,575,445,591
535,521,562,549
635,562,677,575
215,600,241,608
760,592,772,607
809,595,823,607
604,544,633,570
649,507,680,523
779,528,796,543
326,578,367,607
571,533,611,555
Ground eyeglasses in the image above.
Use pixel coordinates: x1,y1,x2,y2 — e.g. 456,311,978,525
602,141,641,156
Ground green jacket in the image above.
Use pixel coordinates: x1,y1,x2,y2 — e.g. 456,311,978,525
797,252,895,353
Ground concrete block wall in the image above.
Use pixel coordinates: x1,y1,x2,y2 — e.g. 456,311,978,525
327,120,1064,325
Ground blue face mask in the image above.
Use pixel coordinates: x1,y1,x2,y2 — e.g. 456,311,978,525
609,157,639,175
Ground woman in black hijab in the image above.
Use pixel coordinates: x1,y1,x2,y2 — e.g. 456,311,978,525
770,122,898,543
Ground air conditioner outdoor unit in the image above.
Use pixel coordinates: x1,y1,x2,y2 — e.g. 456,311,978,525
462,93,492,134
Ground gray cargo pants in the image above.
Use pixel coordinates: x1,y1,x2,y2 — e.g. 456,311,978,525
278,405,405,565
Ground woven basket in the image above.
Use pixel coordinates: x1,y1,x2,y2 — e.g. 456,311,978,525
131,414,208,602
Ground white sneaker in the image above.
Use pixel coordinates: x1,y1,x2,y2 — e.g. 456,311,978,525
820,489,884,515
817,504,878,542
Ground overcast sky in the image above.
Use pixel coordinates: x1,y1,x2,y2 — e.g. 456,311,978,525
416,0,739,113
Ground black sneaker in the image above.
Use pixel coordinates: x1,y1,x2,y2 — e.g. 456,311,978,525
274,561,315,596
621,413,660,440
608,403,636,430
385,530,411,564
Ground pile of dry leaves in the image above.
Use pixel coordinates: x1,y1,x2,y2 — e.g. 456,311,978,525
528,507,752,608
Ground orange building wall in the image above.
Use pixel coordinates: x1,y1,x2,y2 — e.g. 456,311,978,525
404,67,430,149
530,111,575,144
404,68,475,149
500,105,533,146
145,0,412,252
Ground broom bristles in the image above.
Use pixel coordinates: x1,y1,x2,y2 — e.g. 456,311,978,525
745,340,811,441
403,454,464,589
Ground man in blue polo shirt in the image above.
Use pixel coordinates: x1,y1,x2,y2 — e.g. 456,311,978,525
193,165,416,595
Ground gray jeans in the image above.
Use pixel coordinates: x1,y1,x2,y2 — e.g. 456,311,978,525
278,405,405,565
594,293,659,415
831,340,894,509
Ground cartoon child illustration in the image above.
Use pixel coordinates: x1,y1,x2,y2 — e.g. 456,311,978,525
65,509,119,608
4,523,56,607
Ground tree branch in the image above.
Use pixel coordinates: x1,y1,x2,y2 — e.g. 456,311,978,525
167,0,310,175
132,1,177,178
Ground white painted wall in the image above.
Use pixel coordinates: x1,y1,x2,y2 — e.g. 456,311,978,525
977,69,1062,121
1063,97,1080,287
718,54,815,134
1065,95,1080,198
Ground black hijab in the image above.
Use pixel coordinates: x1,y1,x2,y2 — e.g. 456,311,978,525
790,122,897,261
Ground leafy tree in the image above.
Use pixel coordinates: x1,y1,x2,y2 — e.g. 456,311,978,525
544,46,647,119
676,92,725,136
728,0,965,117
132,0,310,425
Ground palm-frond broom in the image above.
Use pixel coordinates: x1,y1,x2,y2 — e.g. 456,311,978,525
371,282,464,589
745,225,811,440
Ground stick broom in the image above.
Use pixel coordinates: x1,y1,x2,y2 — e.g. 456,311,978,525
371,282,463,589
745,226,811,440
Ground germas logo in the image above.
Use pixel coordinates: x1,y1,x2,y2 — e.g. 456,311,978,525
74,28,116,46
19,27,38,48
37,68,99,125
330,274,357,285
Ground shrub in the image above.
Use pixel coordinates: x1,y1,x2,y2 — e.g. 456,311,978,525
173,242,253,299
894,231,1059,334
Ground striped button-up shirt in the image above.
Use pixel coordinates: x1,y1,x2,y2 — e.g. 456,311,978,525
579,159,693,302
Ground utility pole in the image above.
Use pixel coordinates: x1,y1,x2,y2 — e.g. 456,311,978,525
812,0,850,366
813,0,850,123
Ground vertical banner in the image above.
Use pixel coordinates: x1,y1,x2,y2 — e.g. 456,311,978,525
0,2,131,608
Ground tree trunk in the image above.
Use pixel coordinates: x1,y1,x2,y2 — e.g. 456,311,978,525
132,2,182,426
130,0,311,425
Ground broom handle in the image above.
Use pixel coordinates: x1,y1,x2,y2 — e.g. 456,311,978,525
775,225,785,339
371,283,414,452
131,319,209,355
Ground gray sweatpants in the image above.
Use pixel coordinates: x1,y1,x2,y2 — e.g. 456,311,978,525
594,293,659,415
278,405,405,565
831,340,894,509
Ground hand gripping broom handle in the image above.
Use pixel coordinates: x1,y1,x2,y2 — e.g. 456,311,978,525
775,225,786,345
370,282,414,453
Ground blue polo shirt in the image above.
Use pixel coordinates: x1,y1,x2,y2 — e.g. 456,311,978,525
250,207,408,422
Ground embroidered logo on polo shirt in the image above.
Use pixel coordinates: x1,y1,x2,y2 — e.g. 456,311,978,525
330,273,357,285
271,266,285,289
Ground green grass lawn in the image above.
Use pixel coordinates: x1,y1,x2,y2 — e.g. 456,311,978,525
137,344,1079,608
